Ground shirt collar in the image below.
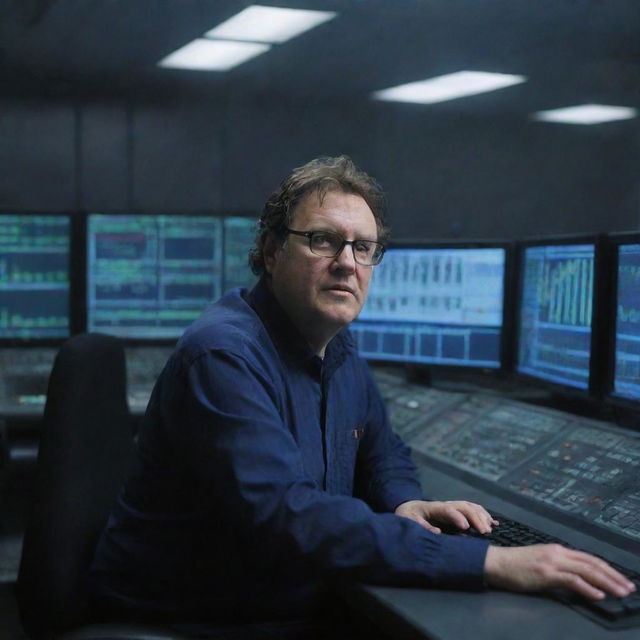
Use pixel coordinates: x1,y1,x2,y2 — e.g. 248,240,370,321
246,277,355,376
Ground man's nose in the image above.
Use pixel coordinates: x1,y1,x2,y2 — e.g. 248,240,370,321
332,242,357,271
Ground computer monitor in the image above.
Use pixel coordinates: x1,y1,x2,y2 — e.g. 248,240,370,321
351,243,508,368
87,213,222,340
515,237,601,393
0,213,72,341
222,216,258,293
607,233,640,406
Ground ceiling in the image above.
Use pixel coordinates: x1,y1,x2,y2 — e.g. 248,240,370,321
1,0,639,121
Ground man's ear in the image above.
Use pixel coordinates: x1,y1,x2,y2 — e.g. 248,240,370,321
263,232,282,275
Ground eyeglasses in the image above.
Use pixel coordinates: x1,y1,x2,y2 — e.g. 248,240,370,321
284,228,386,266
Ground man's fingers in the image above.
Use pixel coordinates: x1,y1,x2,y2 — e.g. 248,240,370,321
447,501,496,533
564,551,636,598
439,505,470,531
394,499,499,535
410,514,441,534
485,544,637,600
555,572,606,600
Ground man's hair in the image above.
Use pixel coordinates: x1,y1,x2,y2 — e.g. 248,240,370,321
249,155,390,276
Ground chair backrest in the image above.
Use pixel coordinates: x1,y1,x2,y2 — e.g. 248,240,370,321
16,333,134,637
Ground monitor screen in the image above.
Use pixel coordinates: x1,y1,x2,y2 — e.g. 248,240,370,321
351,245,506,367
222,217,258,293
612,242,640,402
0,213,71,340
516,242,595,390
87,214,222,339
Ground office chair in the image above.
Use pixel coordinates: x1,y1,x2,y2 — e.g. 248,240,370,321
15,333,186,640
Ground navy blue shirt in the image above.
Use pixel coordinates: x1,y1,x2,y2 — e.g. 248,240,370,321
90,279,488,623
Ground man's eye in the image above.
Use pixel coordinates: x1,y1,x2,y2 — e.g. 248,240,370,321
312,233,333,247
354,241,372,255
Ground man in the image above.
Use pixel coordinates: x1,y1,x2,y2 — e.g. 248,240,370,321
90,156,634,636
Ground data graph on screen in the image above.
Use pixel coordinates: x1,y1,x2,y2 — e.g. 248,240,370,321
0,214,70,339
351,246,505,367
222,217,257,293
517,243,595,390
613,243,640,401
87,214,222,339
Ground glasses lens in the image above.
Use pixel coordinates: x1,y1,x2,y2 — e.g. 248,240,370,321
353,240,381,266
308,231,384,266
309,231,342,257
369,243,385,266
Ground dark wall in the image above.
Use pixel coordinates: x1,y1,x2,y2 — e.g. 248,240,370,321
367,105,640,240
0,96,638,240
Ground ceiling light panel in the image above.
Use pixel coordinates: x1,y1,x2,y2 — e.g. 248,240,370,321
532,104,638,125
158,39,270,71
372,71,527,104
205,5,337,44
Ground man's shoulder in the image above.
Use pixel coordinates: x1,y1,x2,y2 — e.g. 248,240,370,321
177,289,271,363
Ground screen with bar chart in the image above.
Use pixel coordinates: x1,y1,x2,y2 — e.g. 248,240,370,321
351,245,506,367
612,241,640,402
516,242,596,390
0,213,71,340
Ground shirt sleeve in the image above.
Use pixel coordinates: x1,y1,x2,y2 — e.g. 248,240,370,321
168,347,489,590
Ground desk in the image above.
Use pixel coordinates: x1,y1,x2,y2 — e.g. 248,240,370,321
344,465,640,640
349,585,640,640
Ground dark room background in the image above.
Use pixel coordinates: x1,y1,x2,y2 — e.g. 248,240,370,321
0,0,638,243
1,96,638,241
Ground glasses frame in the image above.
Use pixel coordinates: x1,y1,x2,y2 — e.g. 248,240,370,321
284,228,386,266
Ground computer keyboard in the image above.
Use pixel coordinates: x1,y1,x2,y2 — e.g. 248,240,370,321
463,513,640,629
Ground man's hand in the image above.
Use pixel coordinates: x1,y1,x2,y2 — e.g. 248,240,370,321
394,499,498,535
484,544,636,600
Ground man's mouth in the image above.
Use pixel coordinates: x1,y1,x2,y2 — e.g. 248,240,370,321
327,284,355,296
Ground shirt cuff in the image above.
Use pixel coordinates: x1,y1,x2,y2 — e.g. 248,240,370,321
421,533,490,591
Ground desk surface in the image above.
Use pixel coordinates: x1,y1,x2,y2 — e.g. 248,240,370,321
354,585,639,640
347,464,640,640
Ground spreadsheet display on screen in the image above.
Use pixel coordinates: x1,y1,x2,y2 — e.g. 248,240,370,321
87,214,223,339
351,246,505,367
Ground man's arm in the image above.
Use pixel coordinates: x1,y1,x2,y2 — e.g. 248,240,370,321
356,364,498,531
394,500,635,600
484,544,636,600
171,348,489,590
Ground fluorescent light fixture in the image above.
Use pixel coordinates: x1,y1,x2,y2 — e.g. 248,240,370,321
158,38,270,71
372,71,527,104
205,5,337,44
532,104,638,125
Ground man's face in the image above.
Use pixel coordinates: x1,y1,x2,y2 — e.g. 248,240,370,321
265,189,378,352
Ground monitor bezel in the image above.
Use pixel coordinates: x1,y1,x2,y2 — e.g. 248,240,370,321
511,233,606,399
352,238,515,374
0,210,80,347
85,210,228,346
602,231,640,418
